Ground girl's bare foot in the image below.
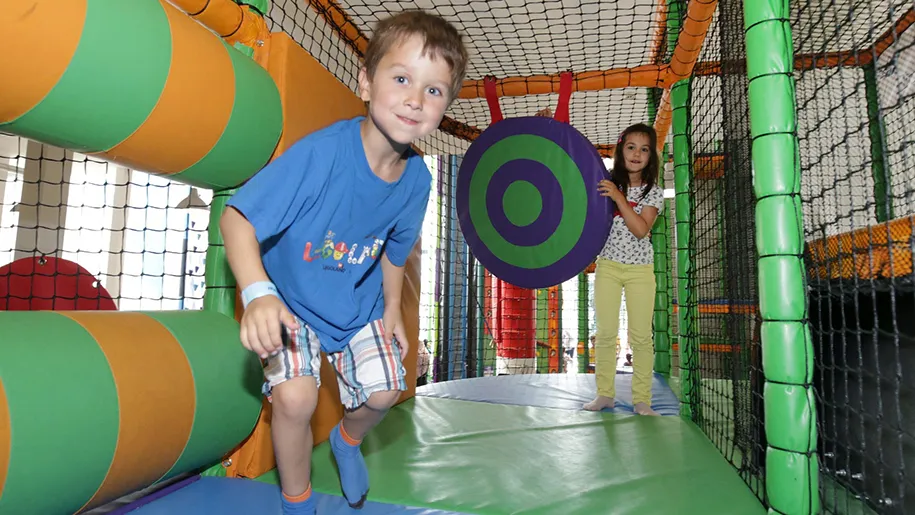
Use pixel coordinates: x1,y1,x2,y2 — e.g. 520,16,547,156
634,402,659,416
583,395,615,411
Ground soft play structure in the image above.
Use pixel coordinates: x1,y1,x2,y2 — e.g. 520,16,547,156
2,1,915,514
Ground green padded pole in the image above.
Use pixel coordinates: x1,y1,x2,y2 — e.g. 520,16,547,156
744,2,819,513
647,89,672,376
652,147,672,376
200,0,273,318
653,0,684,378
142,311,263,482
233,0,271,56
169,40,282,191
0,0,282,191
0,311,261,513
863,63,893,222
577,273,589,374
667,164,674,370
0,313,118,514
204,188,237,316
199,186,241,479
671,78,699,420
0,0,171,153
237,0,270,15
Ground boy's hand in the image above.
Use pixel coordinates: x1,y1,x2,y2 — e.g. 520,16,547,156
383,308,409,357
240,295,299,359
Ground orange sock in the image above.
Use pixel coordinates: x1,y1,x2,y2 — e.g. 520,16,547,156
282,484,312,503
340,423,362,446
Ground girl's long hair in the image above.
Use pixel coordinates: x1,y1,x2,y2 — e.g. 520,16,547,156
609,123,659,201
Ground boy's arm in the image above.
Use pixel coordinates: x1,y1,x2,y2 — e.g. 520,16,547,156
220,207,271,291
381,253,405,312
221,206,297,357
383,173,432,267
380,252,409,354
379,173,431,351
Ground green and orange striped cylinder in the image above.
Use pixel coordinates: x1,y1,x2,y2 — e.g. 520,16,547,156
0,0,283,190
0,310,264,514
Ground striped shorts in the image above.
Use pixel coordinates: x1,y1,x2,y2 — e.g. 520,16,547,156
261,318,407,410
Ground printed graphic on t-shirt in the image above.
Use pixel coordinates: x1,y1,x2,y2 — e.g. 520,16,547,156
302,230,385,273
598,184,664,265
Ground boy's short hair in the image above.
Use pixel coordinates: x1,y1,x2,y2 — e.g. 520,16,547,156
363,10,468,102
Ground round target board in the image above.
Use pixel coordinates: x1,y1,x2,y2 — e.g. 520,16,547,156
456,116,614,289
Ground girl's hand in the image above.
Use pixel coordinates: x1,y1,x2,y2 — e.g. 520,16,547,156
535,107,553,117
598,179,626,205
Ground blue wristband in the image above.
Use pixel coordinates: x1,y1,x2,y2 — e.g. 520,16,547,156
241,281,278,309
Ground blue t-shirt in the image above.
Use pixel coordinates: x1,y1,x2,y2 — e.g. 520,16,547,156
226,117,432,353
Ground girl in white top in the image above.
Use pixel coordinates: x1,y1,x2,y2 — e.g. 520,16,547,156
584,123,664,416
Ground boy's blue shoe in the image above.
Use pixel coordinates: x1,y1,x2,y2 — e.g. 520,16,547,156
282,489,316,515
330,423,369,508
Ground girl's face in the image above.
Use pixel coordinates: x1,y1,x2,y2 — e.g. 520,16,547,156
622,132,651,174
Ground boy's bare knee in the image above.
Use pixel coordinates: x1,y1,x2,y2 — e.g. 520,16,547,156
364,390,400,411
271,377,319,422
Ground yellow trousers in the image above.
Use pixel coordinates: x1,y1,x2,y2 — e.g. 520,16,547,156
594,258,656,405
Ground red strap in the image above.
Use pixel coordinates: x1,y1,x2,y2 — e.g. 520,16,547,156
483,76,503,124
554,71,573,123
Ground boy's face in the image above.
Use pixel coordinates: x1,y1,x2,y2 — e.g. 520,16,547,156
359,34,454,146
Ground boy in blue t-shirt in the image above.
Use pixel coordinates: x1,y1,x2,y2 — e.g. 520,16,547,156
221,10,468,515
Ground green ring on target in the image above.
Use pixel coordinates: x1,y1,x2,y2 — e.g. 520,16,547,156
469,134,588,269
503,180,542,226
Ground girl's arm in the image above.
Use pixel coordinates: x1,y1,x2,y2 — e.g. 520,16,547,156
614,201,659,239
599,180,659,239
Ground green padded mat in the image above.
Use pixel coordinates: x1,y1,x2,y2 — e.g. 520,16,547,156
257,396,765,515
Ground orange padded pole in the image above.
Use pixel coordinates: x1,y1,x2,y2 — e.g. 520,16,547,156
169,0,268,52
457,0,671,100
169,0,242,36
653,0,719,149
649,0,670,64
664,0,718,87
654,88,673,152
456,1,906,105
457,64,668,99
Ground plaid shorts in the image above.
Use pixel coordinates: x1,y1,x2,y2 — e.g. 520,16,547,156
261,317,407,410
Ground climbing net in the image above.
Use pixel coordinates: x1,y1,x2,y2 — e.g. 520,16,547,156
0,137,210,310
2,0,913,513
265,3,915,512
267,0,685,156
794,2,915,513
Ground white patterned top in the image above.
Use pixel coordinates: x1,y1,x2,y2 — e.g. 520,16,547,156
597,184,664,265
